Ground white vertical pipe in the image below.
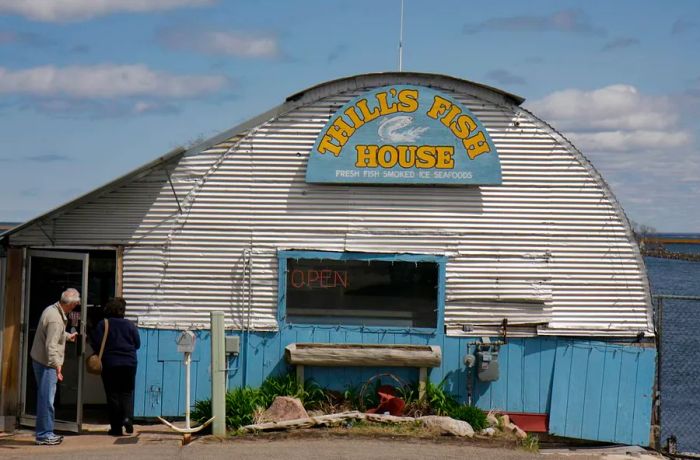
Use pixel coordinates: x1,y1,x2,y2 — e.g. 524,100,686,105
211,311,226,437
184,351,191,429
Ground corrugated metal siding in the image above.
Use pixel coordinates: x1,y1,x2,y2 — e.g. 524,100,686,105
10,77,652,336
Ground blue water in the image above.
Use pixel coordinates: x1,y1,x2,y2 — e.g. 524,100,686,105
644,236,700,453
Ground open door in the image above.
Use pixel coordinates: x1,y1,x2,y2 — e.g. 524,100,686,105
20,250,89,433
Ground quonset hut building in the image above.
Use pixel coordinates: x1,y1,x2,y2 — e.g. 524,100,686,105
0,73,656,445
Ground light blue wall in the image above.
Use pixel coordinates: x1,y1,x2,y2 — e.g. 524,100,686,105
133,326,655,446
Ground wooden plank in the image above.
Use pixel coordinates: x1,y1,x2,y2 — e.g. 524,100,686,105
580,344,605,441
614,349,639,444
539,337,558,414
549,342,655,446
441,337,460,395
456,337,468,402
133,328,149,417
157,329,182,362
160,361,182,416
246,332,266,387
115,246,123,297
193,332,212,405
631,348,656,446
419,367,427,399
548,343,573,437
522,338,541,413
563,345,590,438
285,343,442,367
489,340,507,411
142,329,163,417
261,331,282,378
296,365,304,387
597,345,622,441
1,248,23,417
506,339,524,413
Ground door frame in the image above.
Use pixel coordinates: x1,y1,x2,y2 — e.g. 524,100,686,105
19,249,89,433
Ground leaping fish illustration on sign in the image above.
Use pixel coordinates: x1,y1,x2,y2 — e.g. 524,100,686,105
377,115,429,143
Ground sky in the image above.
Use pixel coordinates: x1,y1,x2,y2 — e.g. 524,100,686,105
0,0,698,232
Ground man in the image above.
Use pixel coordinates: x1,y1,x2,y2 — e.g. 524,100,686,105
30,288,80,445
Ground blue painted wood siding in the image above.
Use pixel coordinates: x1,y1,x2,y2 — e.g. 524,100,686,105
548,342,656,447
133,327,655,446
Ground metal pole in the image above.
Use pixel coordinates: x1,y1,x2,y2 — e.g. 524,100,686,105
656,296,663,447
185,351,191,430
398,0,404,71
211,311,226,437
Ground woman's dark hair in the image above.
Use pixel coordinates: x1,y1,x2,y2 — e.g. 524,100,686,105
104,297,126,318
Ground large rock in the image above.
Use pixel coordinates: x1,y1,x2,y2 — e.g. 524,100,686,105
258,396,308,423
419,416,474,438
506,422,528,439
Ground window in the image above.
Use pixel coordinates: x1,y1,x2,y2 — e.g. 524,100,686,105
279,251,444,329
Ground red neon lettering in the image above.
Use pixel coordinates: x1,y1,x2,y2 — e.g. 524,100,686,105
307,270,320,287
334,271,348,288
290,269,305,288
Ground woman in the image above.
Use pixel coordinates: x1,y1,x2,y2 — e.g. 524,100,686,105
90,297,140,436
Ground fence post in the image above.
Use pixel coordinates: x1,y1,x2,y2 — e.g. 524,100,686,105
654,296,663,448
211,311,226,437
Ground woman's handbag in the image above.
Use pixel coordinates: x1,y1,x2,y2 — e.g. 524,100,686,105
86,319,109,375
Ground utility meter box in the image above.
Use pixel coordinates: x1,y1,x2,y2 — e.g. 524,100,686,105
225,336,240,355
476,345,500,382
177,330,196,353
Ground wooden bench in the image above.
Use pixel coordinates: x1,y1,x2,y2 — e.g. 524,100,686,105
284,343,442,399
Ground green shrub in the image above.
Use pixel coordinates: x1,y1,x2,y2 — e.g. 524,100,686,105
191,372,328,430
258,373,326,410
190,398,212,426
448,404,487,431
224,386,264,428
190,386,265,430
424,380,459,415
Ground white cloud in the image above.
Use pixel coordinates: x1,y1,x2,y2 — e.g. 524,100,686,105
159,28,279,58
568,130,691,153
0,64,228,98
0,0,215,22
527,84,692,152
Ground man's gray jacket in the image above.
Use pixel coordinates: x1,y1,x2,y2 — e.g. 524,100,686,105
30,302,70,369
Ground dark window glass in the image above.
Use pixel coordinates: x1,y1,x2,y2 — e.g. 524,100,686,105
285,257,438,328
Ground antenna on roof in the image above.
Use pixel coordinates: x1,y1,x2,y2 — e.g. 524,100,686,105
398,0,404,71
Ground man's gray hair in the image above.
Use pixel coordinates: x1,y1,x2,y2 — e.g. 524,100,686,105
60,288,81,305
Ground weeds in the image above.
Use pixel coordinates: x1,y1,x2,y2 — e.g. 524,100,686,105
520,434,539,452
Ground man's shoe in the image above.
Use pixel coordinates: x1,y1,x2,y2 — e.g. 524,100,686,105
35,436,62,445
107,429,123,436
124,419,134,435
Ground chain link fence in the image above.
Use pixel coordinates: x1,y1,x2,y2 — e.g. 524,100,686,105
656,295,700,455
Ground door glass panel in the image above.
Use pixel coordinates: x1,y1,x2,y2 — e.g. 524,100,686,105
24,256,84,423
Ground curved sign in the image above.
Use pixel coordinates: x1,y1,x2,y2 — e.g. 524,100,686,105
305,85,501,185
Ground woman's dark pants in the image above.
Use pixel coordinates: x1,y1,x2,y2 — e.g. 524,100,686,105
101,366,136,434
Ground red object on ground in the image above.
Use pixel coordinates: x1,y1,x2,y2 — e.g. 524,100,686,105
505,413,548,432
366,385,405,416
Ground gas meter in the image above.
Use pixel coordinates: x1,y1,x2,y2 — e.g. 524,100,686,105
476,343,501,382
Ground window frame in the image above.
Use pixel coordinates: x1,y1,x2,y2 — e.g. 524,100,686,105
277,250,446,333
